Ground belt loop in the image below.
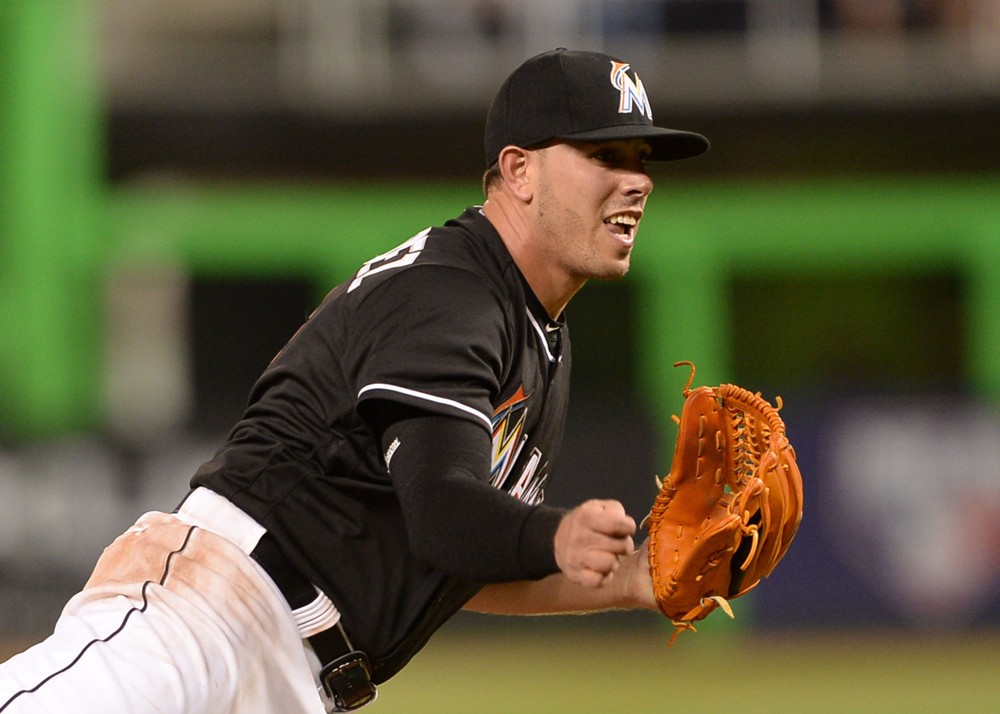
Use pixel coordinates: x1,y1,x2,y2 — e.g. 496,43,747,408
249,533,378,711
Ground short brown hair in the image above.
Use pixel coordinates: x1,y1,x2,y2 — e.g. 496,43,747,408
482,163,502,197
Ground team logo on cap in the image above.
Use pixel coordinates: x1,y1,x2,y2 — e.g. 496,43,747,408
610,61,653,121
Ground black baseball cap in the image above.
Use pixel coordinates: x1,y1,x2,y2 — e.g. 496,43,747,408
485,48,709,168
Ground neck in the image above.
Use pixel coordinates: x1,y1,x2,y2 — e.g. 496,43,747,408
482,197,584,320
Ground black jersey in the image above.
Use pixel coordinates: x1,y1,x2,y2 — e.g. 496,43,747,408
192,206,572,681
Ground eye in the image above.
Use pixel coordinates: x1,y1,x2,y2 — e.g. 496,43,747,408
589,143,652,169
591,148,618,164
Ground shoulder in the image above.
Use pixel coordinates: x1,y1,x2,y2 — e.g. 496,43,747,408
346,209,520,313
358,262,507,324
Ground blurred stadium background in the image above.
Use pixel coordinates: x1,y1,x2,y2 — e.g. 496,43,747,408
2,1,999,711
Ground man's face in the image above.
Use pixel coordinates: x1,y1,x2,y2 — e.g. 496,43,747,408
531,138,654,282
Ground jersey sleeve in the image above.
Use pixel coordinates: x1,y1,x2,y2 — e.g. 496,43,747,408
346,264,509,433
377,409,563,581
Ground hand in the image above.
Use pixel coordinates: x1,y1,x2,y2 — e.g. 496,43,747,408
553,499,636,587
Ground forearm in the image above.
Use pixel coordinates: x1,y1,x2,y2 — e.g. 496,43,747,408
463,545,657,615
377,407,565,581
369,402,639,587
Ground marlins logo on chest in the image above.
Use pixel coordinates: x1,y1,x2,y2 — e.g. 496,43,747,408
489,386,547,505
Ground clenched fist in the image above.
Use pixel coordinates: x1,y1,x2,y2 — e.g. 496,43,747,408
553,500,636,587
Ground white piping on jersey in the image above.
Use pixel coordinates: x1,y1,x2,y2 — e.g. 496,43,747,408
358,383,493,431
525,309,558,363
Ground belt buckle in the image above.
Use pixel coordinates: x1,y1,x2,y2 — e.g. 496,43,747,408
320,651,377,711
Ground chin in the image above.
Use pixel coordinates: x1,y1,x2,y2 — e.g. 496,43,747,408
592,262,631,282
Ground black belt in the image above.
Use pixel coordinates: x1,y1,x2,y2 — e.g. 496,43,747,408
250,532,377,711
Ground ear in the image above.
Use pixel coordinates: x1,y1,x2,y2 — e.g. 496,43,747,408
496,146,534,202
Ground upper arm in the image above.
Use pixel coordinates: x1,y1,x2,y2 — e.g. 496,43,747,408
350,265,509,432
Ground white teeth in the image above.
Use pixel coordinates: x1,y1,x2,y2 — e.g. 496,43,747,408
608,214,637,226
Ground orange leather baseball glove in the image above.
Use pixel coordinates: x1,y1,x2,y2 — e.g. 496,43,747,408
645,362,803,645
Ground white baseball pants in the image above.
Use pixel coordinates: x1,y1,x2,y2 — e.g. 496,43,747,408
0,501,326,713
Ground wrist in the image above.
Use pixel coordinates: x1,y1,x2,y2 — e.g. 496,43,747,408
517,505,567,579
618,548,657,611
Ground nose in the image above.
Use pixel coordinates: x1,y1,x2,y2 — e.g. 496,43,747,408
623,167,654,199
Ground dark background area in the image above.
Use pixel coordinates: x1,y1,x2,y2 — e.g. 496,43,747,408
107,102,1000,182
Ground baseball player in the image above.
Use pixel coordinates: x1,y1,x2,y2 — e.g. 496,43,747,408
0,48,708,713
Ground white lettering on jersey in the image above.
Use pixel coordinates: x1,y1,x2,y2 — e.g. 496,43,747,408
384,437,401,469
347,228,430,293
509,448,545,505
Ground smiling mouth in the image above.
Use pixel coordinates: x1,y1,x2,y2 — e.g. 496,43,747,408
605,213,638,240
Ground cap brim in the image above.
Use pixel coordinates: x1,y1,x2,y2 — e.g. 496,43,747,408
554,125,710,161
